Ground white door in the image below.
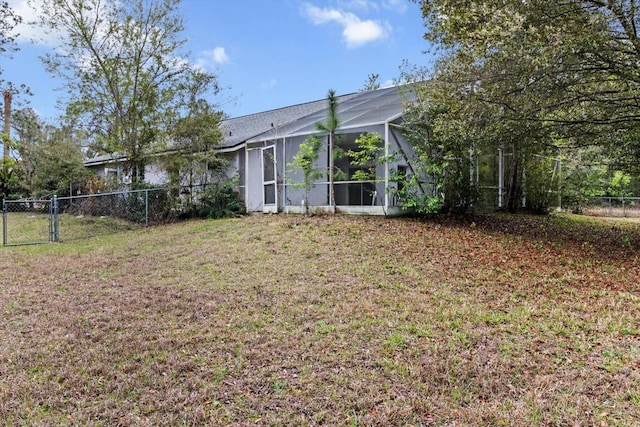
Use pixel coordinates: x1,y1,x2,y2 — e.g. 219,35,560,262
262,145,277,213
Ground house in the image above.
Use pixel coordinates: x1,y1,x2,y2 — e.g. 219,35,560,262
85,85,425,215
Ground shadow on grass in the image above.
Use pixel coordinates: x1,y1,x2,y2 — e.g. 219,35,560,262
402,212,640,258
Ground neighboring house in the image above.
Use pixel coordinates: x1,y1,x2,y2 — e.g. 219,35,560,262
84,85,425,215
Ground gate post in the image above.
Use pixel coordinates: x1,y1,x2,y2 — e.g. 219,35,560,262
52,195,59,242
145,189,149,227
2,199,7,246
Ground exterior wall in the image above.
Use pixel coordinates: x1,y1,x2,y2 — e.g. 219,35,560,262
83,113,425,217
217,152,240,184
144,162,168,185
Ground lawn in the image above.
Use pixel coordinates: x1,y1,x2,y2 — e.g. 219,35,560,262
2,212,138,246
0,213,639,426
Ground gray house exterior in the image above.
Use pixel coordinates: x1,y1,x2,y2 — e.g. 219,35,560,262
85,85,424,215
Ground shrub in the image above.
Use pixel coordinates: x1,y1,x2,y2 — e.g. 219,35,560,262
195,179,245,219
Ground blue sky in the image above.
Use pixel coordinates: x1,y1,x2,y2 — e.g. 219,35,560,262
3,0,431,122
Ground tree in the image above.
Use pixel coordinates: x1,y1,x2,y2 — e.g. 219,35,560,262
0,1,23,98
33,0,220,185
347,132,384,182
315,89,342,207
361,73,381,92
10,108,40,196
30,130,91,197
165,102,225,207
413,0,640,210
1,1,29,198
401,94,477,213
288,134,323,212
11,109,90,197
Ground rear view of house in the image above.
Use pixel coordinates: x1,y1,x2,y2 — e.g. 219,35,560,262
225,85,422,215
85,85,425,215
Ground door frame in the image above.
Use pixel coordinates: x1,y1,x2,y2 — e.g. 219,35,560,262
261,145,278,213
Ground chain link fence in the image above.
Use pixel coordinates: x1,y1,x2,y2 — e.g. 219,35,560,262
2,199,54,246
3,188,175,246
580,197,640,218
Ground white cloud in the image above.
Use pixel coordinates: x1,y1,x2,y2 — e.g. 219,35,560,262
303,3,389,48
8,0,123,49
195,47,230,71
211,47,230,64
7,0,56,45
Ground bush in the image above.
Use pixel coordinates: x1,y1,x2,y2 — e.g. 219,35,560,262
524,156,559,215
195,179,245,219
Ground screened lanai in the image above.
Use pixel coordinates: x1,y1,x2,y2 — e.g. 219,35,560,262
242,85,423,215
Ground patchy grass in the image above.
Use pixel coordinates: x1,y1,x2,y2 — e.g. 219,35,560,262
55,213,138,242
3,212,138,245
2,212,51,245
1,213,639,425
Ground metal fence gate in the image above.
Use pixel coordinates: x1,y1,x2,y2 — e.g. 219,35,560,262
3,188,172,246
2,199,56,246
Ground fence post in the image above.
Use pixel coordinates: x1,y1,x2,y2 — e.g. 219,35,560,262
2,199,6,246
145,189,149,227
52,195,59,242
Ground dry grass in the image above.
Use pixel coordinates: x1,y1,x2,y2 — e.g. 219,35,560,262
1,213,639,426
3,212,137,245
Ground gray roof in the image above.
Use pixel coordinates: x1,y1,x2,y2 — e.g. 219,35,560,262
245,85,414,143
85,85,415,165
84,152,124,166
219,93,358,149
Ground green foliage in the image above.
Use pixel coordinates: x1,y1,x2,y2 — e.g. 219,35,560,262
125,185,172,223
316,89,340,134
347,132,383,181
32,144,91,198
164,99,225,205
361,74,381,92
523,156,559,215
195,178,245,219
560,148,608,214
400,189,444,214
8,111,92,198
0,131,16,199
315,89,341,207
412,0,640,208
35,0,220,184
288,135,323,209
607,171,632,198
0,156,20,199
400,99,478,214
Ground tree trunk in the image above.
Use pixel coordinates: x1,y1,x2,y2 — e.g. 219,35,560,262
3,91,12,163
507,142,519,212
